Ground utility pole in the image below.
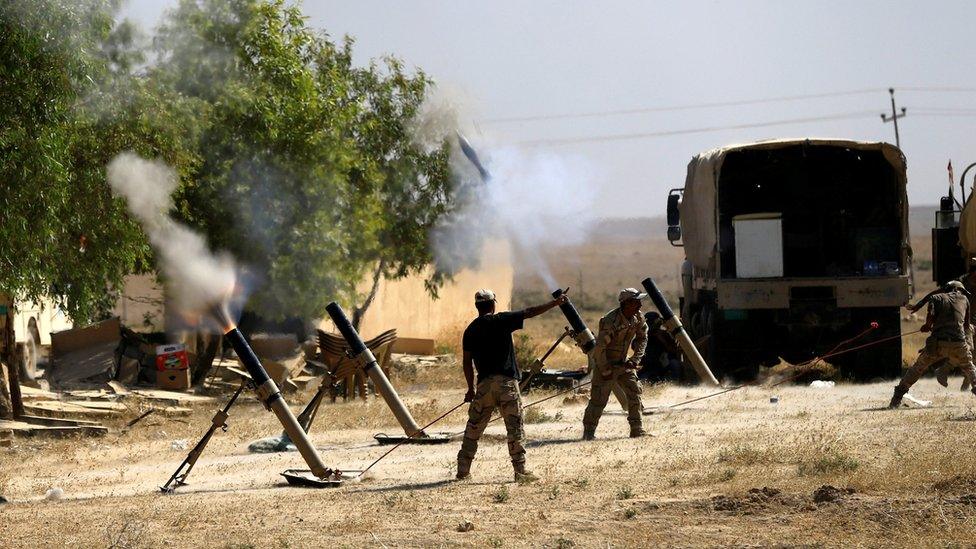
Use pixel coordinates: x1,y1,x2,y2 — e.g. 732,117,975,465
880,87,907,148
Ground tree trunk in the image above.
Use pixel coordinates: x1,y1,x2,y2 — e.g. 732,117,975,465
0,363,12,420
191,332,221,386
351,259,386,331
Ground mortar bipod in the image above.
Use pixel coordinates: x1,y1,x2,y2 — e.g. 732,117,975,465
520,326,576,392
160,378,247,493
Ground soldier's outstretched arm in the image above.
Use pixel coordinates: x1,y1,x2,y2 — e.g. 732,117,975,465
909,288,944,313
523,294,568,319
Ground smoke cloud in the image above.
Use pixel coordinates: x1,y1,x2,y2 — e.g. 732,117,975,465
432,139,598,290
107,152,237,324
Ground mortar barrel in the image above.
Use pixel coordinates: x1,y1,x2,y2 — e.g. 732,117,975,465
551,289,596,353
325,302,424,437
225,328,330,477
640,277,720,386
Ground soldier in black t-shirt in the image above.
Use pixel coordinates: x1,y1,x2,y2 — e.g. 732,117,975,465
456,288,566,482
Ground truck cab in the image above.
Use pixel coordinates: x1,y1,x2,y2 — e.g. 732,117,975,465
667,139,912,380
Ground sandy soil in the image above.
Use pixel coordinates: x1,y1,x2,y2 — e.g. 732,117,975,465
3,371,976,548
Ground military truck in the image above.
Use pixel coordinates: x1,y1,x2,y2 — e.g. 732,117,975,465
666,139,912,381
0,294,72,381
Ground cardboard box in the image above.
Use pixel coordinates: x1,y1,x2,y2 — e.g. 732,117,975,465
157,369,191,390
156,344,189,371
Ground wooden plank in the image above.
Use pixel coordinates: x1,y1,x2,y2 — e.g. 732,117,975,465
24,401,121,419
0,419,107,438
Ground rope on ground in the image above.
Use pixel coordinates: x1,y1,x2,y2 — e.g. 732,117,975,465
654,327,921,411
357,400,467,477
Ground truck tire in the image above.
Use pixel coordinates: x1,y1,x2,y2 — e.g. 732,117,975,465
17,319,39,381
838,307,903,382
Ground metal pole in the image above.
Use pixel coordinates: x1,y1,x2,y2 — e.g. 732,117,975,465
881,87,907,149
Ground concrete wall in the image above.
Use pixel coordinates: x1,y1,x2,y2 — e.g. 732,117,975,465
322,240,514,342
113,274,165,332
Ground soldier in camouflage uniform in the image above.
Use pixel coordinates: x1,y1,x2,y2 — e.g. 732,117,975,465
889,280,976,408
582,288,649,439
456,289,567,482
935,262,976,391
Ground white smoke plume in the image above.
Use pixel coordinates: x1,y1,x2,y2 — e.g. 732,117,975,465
107,152,237,324
431,138,598,290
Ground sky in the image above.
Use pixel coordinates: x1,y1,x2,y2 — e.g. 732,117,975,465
122,0,976,218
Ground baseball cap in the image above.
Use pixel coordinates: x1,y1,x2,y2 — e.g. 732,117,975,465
475,289,496,303
618,287,647,303
945,280,965,292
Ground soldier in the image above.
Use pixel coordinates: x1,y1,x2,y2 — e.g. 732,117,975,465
936,262,976,391
638,311,681,382
456,289,567,482
582,288,649,439
889,280,976,408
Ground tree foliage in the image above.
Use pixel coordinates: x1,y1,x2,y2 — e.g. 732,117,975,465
0,0,189,322
151,0,454,325
1,0,455,329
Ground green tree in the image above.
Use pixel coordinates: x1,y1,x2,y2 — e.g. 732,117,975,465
0,0,190,323
151,0,454,330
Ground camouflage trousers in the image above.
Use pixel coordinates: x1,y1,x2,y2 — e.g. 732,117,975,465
935,325,975,390
898,339,976,391
457,375,525,474
583,363,643,432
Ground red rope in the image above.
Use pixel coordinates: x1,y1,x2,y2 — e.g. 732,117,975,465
655,327,922,411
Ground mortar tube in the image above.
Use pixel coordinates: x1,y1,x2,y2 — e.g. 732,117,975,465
551,289,596,353
325,302,424,437
224,328,331,478
640,277,720,387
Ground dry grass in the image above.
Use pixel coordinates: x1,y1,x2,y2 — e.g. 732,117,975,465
4,378,976,547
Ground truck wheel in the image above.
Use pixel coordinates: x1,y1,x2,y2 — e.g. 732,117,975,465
840,308,903,382
17,320,39,381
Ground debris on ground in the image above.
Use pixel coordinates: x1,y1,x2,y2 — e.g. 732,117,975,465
456,520,474,532
248,435,296,453
47,318,122,387
810,380,836,389
812,484,856,504
902,393,932,407
170,439,188,451
44,487,64,501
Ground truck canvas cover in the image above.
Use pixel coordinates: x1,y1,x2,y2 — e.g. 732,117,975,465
680,138,910,271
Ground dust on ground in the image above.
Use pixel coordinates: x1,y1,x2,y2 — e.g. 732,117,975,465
3,374,976,547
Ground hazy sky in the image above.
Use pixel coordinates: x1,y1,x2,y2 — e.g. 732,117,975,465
123,1,976,219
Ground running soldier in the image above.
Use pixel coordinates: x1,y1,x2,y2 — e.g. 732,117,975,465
889,280,976,408
582,288,649,439
456,289,567,482
936,262,976,390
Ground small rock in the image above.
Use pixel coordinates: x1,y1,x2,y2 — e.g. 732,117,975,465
456,520,474,532
44,487,64,501
170,439,188,451
0,495,8,504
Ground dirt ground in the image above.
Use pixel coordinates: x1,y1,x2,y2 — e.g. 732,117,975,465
3,367,976,548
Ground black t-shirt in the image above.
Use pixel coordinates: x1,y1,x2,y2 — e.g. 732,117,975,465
462,311,525,382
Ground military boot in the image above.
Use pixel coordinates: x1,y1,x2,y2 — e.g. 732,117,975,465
582,426,596,441
888,385,908,409
513,462,538,483
630,426,648,438
936,365,950,388
455,459,471,481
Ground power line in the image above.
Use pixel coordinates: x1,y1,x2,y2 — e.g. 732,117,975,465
517,110,878,147
482,88,883,124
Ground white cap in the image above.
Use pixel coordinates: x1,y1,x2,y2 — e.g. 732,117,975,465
475,289,496,303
